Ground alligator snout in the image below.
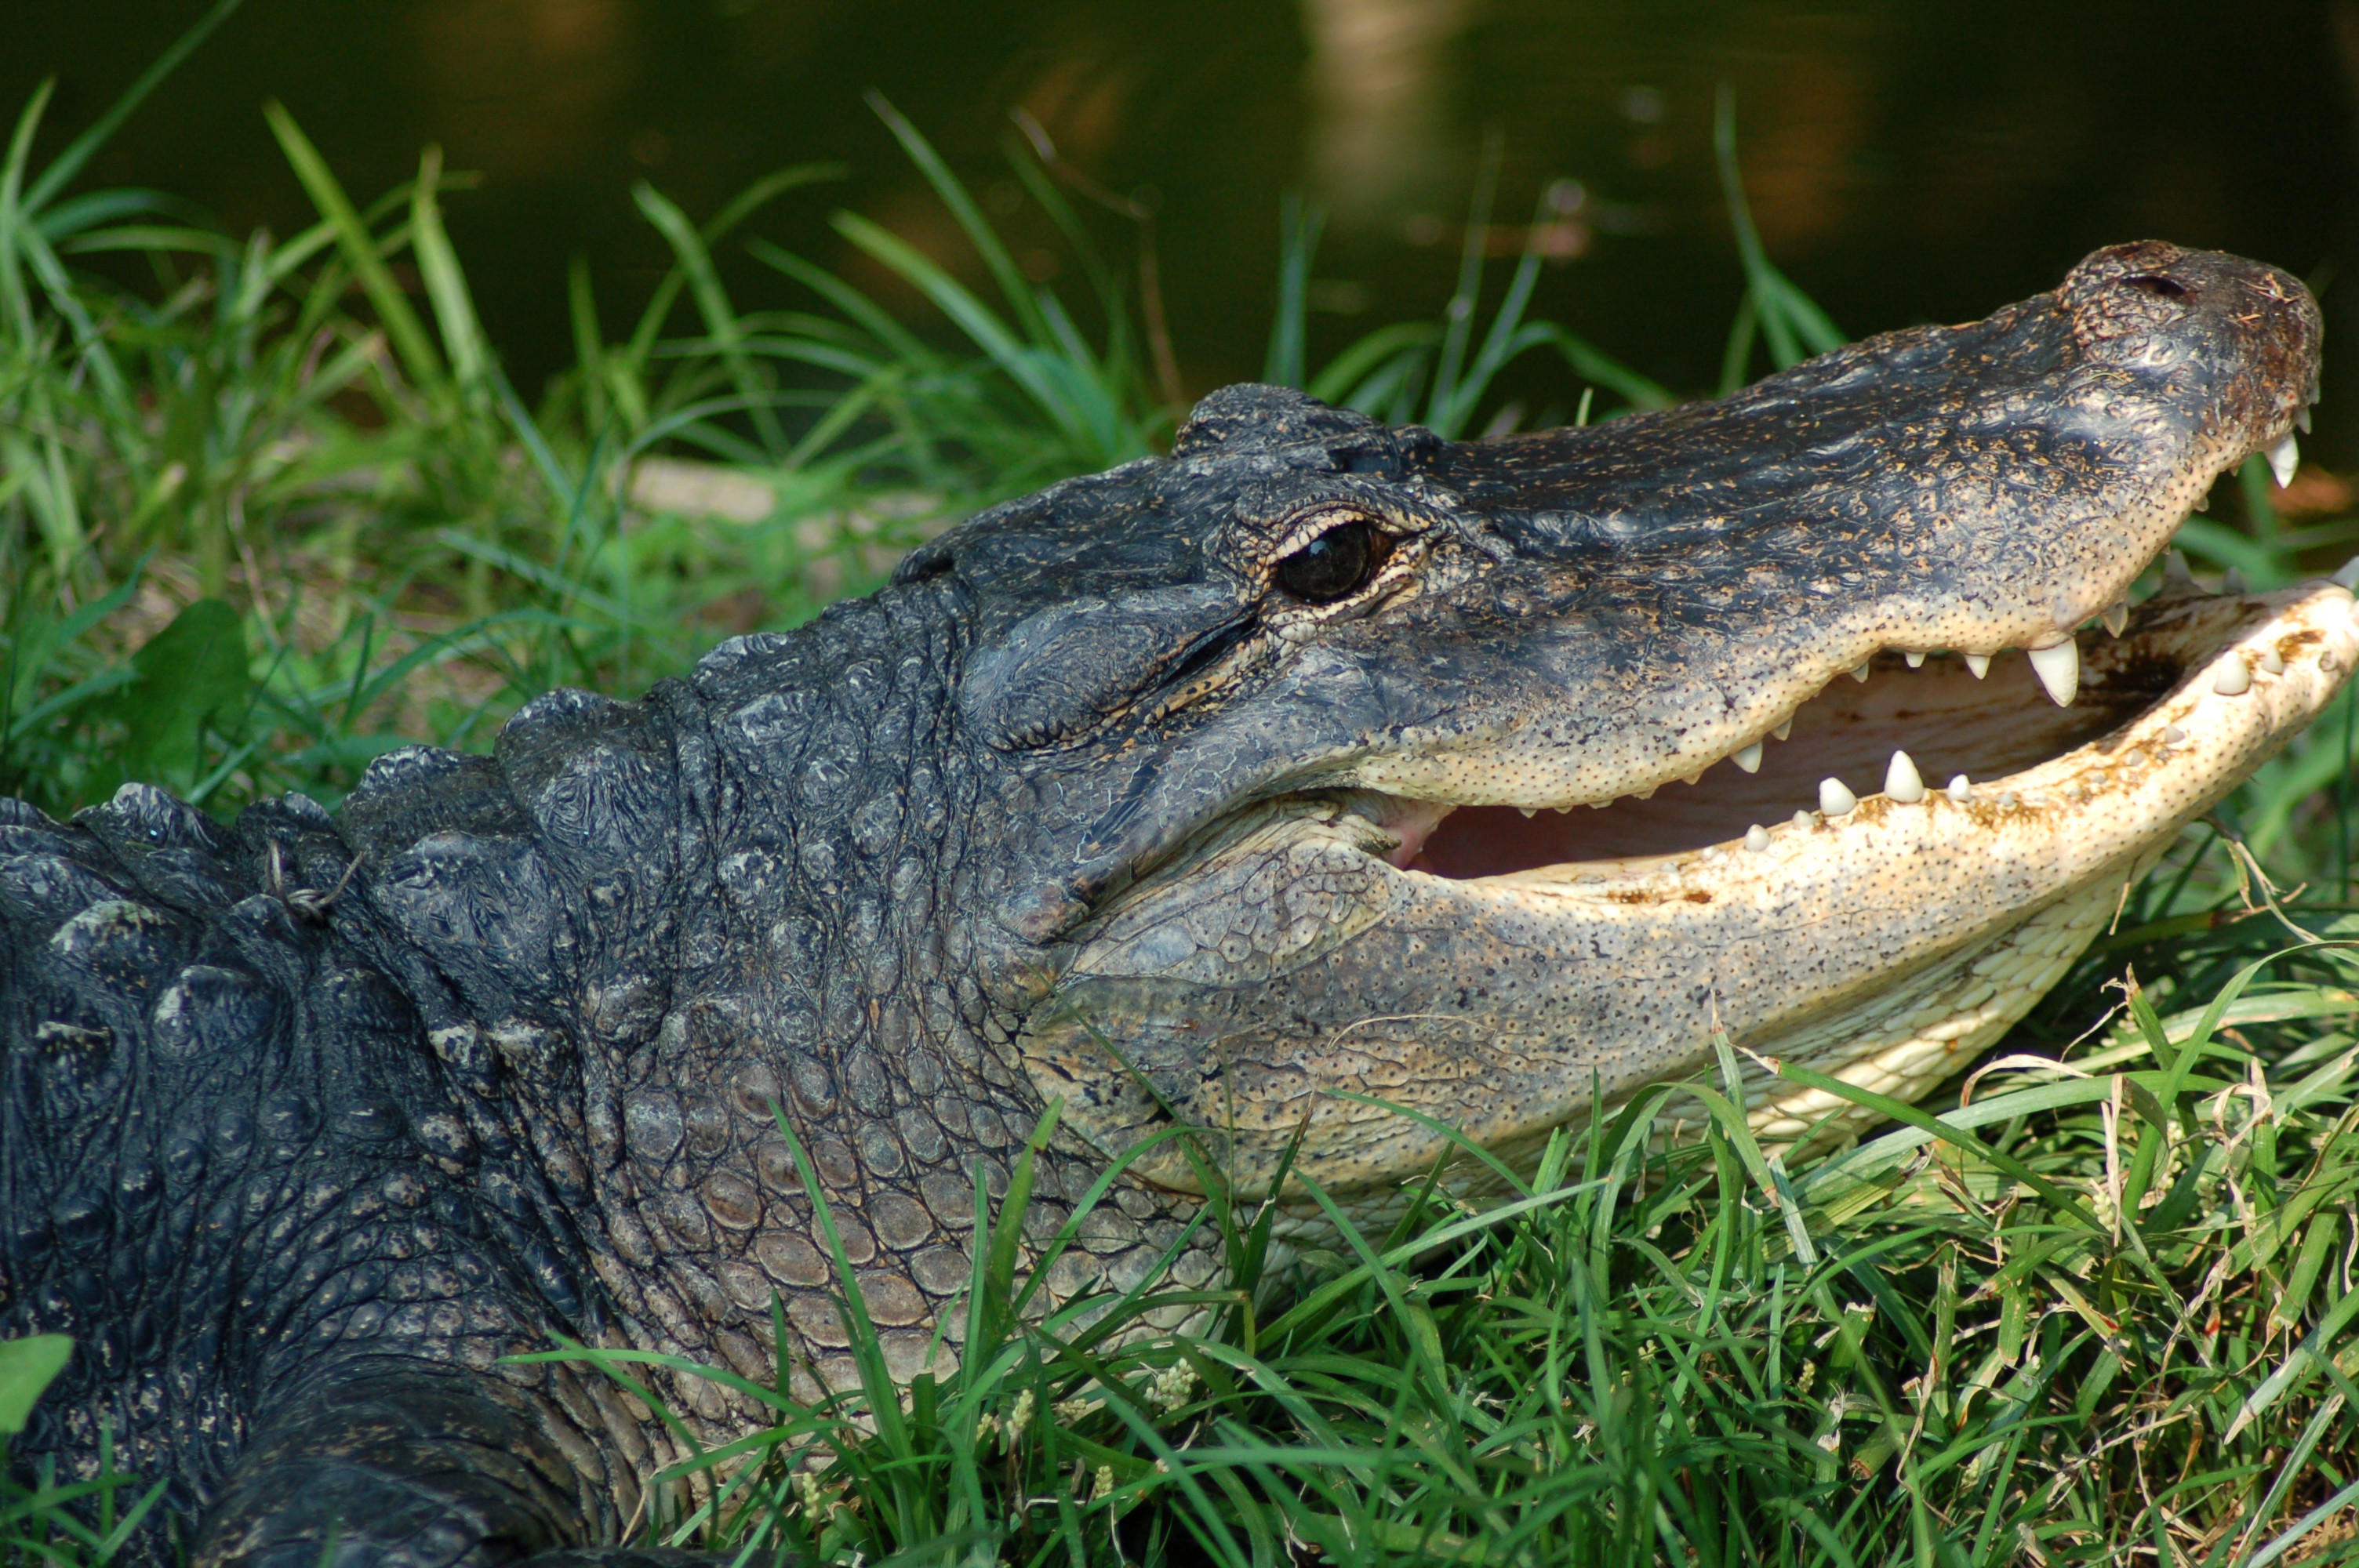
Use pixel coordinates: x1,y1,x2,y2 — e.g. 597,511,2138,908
2061,241,2320,452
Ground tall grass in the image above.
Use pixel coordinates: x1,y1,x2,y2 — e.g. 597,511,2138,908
5,14,2359,1567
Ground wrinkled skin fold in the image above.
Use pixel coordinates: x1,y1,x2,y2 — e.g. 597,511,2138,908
2,241,2346,1567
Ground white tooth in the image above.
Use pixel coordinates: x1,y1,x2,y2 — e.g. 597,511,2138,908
2298,406,2314,434
2161,724,2185,742
1518,807,1537,818
2268,434,2299,488
1745,824,1771,852
1905,651,1926,668
1849,660,1872,682
2225,567,2247,594
1793,809,1815,829
1634,787,1656,800
2260,648,2284,675
1946,774,1972,804
1999,790,2019,808
1554,804,1572,814
2101,601,2128,637
1819,777,1858,817
1684,771,1703,786
1590,799,1612,809
1772,718,1794,742
2164,551,2197,589
1733,741,1763,773
2193,491,2209,513
2334,556,2359,590
2213,660,2252,696
1965,654,1990,679
2026,641,2079,706
1885,750,1925,803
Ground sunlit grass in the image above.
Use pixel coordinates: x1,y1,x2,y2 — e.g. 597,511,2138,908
5,6,2359,1566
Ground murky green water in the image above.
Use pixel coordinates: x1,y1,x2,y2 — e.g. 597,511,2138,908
13,0,2357,454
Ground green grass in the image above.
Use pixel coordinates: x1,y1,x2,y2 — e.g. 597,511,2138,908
6,9,2359,1566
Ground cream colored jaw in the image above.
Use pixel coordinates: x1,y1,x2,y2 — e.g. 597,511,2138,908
1350,579,2359,1165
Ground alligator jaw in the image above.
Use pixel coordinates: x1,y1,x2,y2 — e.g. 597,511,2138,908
1029,579,2357,1201
1375,579,2359,1135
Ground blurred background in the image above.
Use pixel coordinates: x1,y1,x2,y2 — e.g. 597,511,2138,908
10,0,2357,452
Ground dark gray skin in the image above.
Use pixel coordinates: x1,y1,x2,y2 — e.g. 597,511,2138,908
2,241,2328,1566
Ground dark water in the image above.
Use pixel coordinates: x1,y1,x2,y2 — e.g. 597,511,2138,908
13,0,2359,456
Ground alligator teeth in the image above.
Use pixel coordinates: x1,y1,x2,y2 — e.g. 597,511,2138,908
1684,771,1703,786
1946,774,1972,803
1885,750,1925,804
2298,406,2314,434
2026,641,2079,706
2193,491,2209,513
1904,651,1926,668
2225,567,2247,594
1772,717,1794,742
1555,804,1572,814
2101,601,2128,637
2161,724,2186,742
1793,809,1814,829
2268,433,2300,488
1518,807,1537,818
1733,741,1764,773
2260,648,2285,675
2213,660,2252,695
1819,777,1858,817
1634,787,1656,800
1965,654,1990,679
2163,550,2197,590
1744,824,1771,852
2335,556,2359,590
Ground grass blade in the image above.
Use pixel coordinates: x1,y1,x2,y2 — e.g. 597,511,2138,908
264,100,444,394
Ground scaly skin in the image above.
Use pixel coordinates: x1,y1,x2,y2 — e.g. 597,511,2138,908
2,241,2343,1566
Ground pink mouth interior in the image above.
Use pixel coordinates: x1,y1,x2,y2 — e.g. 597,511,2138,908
1395,647,2174,880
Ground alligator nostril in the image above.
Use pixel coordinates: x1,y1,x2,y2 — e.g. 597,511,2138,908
2121,274,2192,299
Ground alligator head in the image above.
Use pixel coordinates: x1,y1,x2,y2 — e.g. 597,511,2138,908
914,240,2346,1205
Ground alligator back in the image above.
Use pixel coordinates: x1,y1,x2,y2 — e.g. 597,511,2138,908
0,782,598,1559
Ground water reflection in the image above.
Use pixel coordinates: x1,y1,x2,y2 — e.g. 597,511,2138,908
412,0,635,179
1302,0,1469,223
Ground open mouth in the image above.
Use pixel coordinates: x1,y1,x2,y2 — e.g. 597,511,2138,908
1357,568,2354,896
1028,581,2358,1206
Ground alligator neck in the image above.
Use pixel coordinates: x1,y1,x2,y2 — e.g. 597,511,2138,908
341,583,1162,1403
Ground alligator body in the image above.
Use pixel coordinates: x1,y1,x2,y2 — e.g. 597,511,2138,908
4,241,2349,1566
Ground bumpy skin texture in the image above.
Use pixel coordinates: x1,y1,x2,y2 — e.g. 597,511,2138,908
0,242,2332,1566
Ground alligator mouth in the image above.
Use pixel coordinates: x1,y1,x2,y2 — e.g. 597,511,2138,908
1360,573,2352,902
1024,570,2356,1196
1383,586,2220,880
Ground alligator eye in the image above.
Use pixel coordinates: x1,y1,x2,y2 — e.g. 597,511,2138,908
1275,517,1387,603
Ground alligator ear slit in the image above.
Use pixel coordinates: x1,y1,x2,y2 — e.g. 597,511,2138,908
1161,615,1260,691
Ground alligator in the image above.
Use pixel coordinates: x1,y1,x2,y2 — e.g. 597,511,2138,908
5,240,2350,1567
